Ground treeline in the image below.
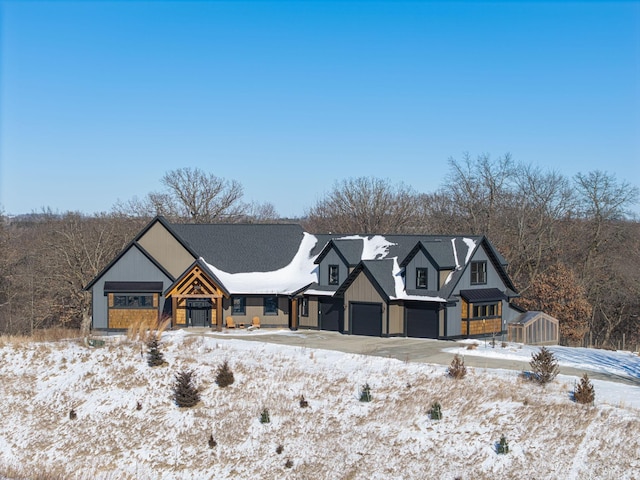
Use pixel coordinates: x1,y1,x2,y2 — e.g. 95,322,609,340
1,156,638,348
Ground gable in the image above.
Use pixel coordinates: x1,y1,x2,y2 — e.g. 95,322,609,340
165,262,228,299
138,220,196,278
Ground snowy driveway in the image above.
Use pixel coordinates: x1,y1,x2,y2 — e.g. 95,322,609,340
192,329,640,387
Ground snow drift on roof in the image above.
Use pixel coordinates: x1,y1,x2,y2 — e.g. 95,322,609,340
337,235,396,260
203,233,319,295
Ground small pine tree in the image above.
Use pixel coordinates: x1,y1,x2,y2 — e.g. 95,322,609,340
299,395,309,408
284,459,293,469
146,333,165,367
173,369,200,408
69,408,77,420
448,354,467,379
429,401,442,420
276,444,284,454
529,346,559,385
208,434,217,448
574,373,595,405
359,383,372,402
215,360,235,388
260,408,271,423
496,434,509,454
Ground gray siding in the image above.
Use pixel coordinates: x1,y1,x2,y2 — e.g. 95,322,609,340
405,252,438,290
318,249,348,287
91,245,173,329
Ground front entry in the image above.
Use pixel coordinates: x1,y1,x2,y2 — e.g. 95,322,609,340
187,299,212,327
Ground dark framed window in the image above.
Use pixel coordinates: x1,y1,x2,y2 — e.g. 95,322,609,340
264,296,278,315
299,297,309,317
231,296,246,315
416,267,428,289
470,261,487,285
113,295,154,308
328,265,339,285
472,302,499,318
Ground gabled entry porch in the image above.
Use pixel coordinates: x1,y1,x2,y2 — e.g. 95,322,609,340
164,261,229,330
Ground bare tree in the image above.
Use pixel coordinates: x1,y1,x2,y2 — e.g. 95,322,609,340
115,168,248,223
303,177,421,234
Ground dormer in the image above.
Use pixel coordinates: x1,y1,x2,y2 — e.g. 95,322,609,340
399,241,442,293
314,239,364,288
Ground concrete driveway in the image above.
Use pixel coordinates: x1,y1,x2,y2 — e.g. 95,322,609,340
194,329,639,387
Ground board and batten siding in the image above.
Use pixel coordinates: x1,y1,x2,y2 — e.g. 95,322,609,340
405,252,438,291
137,221,195,279
298,297,319,328
90,245,173,329
388,303,404,336
343,272,387,335
222,296,289,327
317,249,349,287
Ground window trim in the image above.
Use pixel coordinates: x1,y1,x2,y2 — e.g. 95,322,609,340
112,294,154,309
471,302,499,319
470,261,487,285
231,296,246,315
264,296,278,316
415,267,428,289
328,264,339,285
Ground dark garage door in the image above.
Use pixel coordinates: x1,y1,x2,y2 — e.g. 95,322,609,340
406,303,439,338
320,298,344,332
350,302,383,337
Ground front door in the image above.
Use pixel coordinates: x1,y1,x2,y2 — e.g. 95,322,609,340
187,299,212,327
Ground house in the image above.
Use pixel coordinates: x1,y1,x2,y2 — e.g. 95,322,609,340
84,216,523,339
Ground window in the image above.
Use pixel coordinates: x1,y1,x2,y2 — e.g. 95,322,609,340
231,296,246,315
416,268,428,289
264,296,278,315
328,265,339,285
113,295,154,308
470,261,487,285
299,297,309,317
472,302,499,318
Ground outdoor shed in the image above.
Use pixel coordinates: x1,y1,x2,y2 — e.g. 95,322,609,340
507,311,559,345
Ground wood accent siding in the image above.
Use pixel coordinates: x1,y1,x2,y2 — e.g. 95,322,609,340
461,299,468,318
461,318,502,336
108,309,158,329
137,221,195,278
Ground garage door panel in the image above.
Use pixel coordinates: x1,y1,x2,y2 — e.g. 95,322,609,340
320,298,344,332
406,303,439,338
351,302,383,337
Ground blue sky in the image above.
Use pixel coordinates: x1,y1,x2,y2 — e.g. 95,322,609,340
1,1,639,218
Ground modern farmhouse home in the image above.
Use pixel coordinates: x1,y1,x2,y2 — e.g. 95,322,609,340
85,216,523,339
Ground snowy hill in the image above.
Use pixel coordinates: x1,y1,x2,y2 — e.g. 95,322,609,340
1,331,639,479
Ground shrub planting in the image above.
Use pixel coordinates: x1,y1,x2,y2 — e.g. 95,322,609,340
429,401,442,420
529,347,559,385
260,408,270,424
299,395,309,408
208,434,217,448
68,408,77,420
276,444,284,454
496,434,509,454
359,383,372,402
173,369,200,408
573,373,595,405
448,354,467,379
215,360,234,388
146,333,165,367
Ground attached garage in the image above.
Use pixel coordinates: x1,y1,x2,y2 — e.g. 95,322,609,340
350,302,383,337
319,298,344,332
405,302,439,338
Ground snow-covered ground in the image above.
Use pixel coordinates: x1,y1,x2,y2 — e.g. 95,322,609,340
1,331,639,479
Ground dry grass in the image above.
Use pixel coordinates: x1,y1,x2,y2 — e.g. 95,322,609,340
126,315,171,343
0,328,81,346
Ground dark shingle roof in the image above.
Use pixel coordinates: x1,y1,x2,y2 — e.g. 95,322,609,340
170,223,307,273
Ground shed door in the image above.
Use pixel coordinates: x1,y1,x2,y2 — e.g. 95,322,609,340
319,298,344,332
350,302,383,337
187,299,211,327
406,303,439,338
